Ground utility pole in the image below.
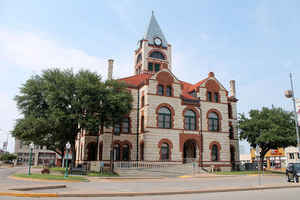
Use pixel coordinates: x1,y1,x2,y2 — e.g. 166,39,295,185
285,73,300,154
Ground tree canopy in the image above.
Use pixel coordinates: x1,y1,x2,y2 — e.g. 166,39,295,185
239,106,297,168
12,68,133,164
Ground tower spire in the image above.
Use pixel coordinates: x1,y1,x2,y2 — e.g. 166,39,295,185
144,12,168,47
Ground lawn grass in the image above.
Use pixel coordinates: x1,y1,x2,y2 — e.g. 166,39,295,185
213,170,284,175
50,167,65,174
13,173,88,181
87,171,119,177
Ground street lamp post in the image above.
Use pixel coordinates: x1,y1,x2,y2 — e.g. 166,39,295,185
285,72,300,154
28,142,34,176
64,142,71,178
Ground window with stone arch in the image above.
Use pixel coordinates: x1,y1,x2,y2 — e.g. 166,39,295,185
184,109,196,130
161,143,170,160
208,112,219,131
211,144,219,161
158,107,171,128
149,51,165,60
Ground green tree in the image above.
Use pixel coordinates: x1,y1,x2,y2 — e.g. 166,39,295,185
12,68,133,165
239,107,297,169
0,153,17,162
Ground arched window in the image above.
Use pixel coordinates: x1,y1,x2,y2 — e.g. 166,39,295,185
158,107,171,128
158,85,164,96
113,144,121,161
208,112,219,131
161,143,169,160
184,110,196,130
122,144,130,161
166,86,172,96
211,144,219,161
150,51,165,60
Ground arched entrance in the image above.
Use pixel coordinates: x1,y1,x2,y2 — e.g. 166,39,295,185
183,140,197,163
87,142,97,161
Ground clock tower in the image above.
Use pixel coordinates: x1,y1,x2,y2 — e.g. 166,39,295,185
134,12,172,75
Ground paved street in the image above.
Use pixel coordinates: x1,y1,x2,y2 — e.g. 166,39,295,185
1,188,300,200
0,167,299,199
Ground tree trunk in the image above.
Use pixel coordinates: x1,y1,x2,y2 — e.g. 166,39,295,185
259,150,268,171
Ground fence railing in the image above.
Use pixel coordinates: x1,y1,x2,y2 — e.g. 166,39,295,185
113,161,180,169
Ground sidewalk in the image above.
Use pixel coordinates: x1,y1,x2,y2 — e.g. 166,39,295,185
0,172,299,197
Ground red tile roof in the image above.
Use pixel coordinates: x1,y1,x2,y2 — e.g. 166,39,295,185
187,78,209,92
119,73,209,102
118,73,153,87
180,81,200,101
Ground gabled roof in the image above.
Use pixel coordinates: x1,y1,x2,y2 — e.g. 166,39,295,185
187,78,209,92
144,12,168,48
180,81,200,101
119,73,153,88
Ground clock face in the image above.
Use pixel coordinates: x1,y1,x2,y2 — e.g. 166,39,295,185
154,37,162,46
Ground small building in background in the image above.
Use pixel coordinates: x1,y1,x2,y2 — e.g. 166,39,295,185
14,139,57,166
250,148,285,170
285,146,300,164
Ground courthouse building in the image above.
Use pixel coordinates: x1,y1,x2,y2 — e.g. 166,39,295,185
76,13,239,171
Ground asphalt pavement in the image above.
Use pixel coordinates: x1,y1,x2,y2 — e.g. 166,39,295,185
0,188,299,200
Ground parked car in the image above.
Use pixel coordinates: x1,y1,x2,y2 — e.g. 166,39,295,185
286,163,300,183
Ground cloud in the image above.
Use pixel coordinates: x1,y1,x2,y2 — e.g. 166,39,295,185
0,29,108,77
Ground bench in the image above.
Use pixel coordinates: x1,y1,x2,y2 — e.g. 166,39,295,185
70,165,87,175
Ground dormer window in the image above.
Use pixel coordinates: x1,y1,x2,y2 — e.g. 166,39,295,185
158,85,164,96
166,86,172,97
214,92,219,103
136,53,142,64
155,63,160,72
148,62,153,71
207,91,212,102
150,51,165,60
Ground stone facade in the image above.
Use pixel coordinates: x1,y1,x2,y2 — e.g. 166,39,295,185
75,13,239,171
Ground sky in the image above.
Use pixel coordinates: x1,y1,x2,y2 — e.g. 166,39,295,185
1,0,300,154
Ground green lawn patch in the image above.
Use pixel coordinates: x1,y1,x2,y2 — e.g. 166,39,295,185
13,173,88,181
50,167,66,174
87,171,119,177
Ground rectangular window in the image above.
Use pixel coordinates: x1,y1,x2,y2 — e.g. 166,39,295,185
155,63,160,72
141,96,145,107
290,153,295,159
166,86,172,96
141,116,145,132
114,123,121,135
122,118,130,133
214,93,219,102
207,92,212,102
298,153,300,159
148,62,153,71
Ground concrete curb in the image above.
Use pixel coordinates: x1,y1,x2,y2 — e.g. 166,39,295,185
9,185,66,191
9,176,87,183
0,184,299,197
58,185,300,197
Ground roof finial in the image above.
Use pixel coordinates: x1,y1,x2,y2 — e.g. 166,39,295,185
152,10,154,16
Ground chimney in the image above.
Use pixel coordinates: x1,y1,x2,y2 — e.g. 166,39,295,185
230,80,236,97
107,59,114,80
